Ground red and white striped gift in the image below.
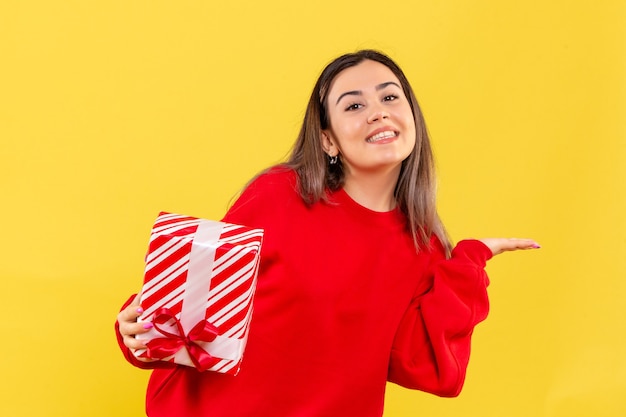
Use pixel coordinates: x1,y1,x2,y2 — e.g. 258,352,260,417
134,212,263,375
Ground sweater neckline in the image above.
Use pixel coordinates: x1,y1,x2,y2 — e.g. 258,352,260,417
330,187,406,228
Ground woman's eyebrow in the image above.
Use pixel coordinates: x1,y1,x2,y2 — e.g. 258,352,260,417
375,81,401,91
335,81,402,105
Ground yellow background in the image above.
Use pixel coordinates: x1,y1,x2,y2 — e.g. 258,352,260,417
1,1,624,416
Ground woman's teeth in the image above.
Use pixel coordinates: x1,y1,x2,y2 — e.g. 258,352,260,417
366,131,397,143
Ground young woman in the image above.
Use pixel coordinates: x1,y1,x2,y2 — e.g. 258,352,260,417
116,49,539,417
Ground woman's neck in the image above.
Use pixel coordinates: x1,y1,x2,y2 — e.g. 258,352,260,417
342,167,400,212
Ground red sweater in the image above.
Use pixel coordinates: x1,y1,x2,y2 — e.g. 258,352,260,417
116,167,492,417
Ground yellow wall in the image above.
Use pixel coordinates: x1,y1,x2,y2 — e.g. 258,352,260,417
1,1,624,416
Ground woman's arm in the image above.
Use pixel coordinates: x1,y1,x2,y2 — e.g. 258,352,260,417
388,238,538,396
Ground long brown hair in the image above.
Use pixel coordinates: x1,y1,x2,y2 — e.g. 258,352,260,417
251,50,451,254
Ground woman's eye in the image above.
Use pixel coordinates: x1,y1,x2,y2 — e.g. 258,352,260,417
345,103,362,111
383,95,398,102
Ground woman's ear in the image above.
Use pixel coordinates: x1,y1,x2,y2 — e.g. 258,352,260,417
321,130,338,156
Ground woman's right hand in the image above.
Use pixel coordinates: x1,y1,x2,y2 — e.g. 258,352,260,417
116,294,155,357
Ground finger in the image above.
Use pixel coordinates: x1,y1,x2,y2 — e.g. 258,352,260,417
504,238,541,251
121,321,154,349
119,319,153,337
123,332,150,350
123,334,146,350
117,295,143,323
117,295,153,339
479,237,540,256
492,239,540,255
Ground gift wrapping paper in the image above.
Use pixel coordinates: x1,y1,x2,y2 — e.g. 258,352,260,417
134,212,263,375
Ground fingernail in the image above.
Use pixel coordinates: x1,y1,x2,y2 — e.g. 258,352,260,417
531,243,541,249
136,307,144,314
143,322,153,329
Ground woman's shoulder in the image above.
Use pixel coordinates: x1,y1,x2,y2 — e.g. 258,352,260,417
223,165,300,224
245,164,299,196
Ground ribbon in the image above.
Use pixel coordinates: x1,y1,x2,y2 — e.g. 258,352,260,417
145,307,220,372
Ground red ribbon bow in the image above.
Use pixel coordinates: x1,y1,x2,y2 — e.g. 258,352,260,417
145,307,220,372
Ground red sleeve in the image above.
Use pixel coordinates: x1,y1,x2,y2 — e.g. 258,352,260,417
387,239,492,397
114,294,175,370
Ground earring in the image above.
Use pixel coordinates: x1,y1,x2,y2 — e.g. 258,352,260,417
329,154,338,165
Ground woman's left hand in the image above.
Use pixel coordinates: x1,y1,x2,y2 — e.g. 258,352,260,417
479,238,540,256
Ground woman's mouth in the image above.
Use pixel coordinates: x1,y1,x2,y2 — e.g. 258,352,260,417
366,130,398,143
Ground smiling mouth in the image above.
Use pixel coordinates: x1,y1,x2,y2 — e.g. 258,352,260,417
366,130,398,143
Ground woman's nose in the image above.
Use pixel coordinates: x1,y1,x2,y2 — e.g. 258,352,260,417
367,109,390,124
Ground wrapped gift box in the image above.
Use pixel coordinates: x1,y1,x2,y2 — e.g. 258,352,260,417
134,212,263,375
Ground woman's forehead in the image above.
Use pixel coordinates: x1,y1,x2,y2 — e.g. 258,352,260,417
328,60,401,97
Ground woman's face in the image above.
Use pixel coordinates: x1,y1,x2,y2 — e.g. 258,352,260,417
322,59,416,178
